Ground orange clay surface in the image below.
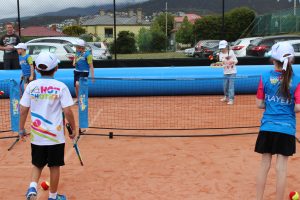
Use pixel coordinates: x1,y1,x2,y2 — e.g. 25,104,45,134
1,95,300,200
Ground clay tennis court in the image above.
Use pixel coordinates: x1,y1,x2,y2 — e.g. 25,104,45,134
1,95,300,200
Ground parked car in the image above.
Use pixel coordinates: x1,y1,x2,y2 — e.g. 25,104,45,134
194,40,220,58
231,37,262,57
184,47,195,57
86,42,112,60
264,39,300,57
26,36,82,45
26,42,75,61
0,51,3,62
246,35,300,57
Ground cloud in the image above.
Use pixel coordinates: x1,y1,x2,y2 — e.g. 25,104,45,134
0,0,140,19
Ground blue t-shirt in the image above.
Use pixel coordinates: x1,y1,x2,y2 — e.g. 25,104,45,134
75,50,92,72
260,70,300,136
19,54,33,77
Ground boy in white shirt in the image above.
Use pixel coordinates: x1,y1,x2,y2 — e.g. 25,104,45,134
19,52,77,200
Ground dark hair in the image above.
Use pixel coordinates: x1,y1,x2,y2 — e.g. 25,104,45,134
5,22,14,27
36,64,57,76
275,57,294,101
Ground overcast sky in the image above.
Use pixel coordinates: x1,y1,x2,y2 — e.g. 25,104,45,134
1,0,145,19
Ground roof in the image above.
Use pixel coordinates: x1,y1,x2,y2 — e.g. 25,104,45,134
174,14,202,24
17,26,66,37
82,15,151,26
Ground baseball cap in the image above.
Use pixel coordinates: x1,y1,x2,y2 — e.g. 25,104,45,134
14,43,27,50
73,39,86,47
219,40,228,49
271,41,295,70
35,52,60,71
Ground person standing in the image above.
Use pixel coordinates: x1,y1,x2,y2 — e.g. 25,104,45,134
0,22,21,69
72,39,94,104
255,42,300,200
218,40,238,105
19,52,77,200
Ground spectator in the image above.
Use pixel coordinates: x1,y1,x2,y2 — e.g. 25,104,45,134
0,22,21,69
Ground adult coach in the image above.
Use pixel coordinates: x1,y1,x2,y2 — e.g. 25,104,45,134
0,22,21,69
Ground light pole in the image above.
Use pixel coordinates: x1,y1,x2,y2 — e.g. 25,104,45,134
222,0,225,39
165,1,168,52
17,0,21,37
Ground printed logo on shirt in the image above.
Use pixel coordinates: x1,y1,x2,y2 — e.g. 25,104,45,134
264,94,292,104
270,76,280,85
30,86,61,100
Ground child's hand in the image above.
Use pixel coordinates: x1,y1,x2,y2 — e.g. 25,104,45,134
68,128,77,139
18,129,29,141
29,76,33,81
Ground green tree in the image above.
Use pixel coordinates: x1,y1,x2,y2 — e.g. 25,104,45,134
62,26,86,36
137,27,152,52
152,13,174,37
111,31,136,54
193,7,255,41
175,16,194,45
150,23,167,52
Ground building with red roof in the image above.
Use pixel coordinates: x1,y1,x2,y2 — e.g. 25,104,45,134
16,26,66,37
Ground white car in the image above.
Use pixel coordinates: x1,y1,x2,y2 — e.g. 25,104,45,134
0,51,3,62
232,37,262,57
184,47,195,57
26,36,82,45
264,39,300,57
26,42,75,61
86,42,111,60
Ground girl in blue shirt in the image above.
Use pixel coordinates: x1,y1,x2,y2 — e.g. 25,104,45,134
255,42,300,200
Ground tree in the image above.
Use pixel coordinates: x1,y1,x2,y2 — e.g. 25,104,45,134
137,27,152,52
150,23,167,52
111,31,136,54
175,16,194,45
62,26,86,36
193,7,255,41
152,13,174,37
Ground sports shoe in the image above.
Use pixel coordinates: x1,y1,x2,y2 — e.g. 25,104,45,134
48,194,67,200
220,97,228,102
227,100,234,105
26,187,37,200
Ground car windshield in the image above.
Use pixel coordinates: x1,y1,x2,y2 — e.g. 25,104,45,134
64,44,75,53
251,38,262,45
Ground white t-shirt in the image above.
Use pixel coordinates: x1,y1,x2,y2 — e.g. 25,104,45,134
219,50,238,75
20,78,73,145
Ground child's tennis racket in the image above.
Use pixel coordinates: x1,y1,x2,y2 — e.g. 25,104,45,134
19,77,23,97
7,137,19,151
66,123,84,166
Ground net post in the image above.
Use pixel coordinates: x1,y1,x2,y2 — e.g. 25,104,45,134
9,80,20,132
78,77,89,129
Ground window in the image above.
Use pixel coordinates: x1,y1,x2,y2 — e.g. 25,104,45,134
105,28,113,38
28,45,57,55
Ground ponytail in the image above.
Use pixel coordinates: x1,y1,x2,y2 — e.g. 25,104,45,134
278,58,293,101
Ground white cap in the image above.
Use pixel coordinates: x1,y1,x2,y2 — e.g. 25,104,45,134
73,39,85,47
219,40,228,49
271,41,295,71
35,52,60,71
14,43,27,50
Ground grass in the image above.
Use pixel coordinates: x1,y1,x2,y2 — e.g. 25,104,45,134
113,52,188,59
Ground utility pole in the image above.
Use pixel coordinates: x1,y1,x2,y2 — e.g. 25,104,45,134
17,0,21,37
165,1,168,52
222,0,225,39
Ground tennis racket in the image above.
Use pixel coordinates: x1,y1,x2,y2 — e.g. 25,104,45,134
7,137,19,151
19,76,23,97
66,123,84,166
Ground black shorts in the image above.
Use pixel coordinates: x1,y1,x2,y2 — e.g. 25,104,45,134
74,71,89,87
31,143,65,168
255,131,296,156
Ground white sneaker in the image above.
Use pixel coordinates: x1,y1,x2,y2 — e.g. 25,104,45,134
220,97,228,102
227,100,234,105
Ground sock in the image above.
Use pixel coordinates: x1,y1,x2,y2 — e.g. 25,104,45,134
29,182,37,189
49,192,57,199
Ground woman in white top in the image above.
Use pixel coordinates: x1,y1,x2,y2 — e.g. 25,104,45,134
218,40,238,105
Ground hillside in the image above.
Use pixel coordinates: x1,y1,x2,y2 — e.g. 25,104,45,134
0,0,296,26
